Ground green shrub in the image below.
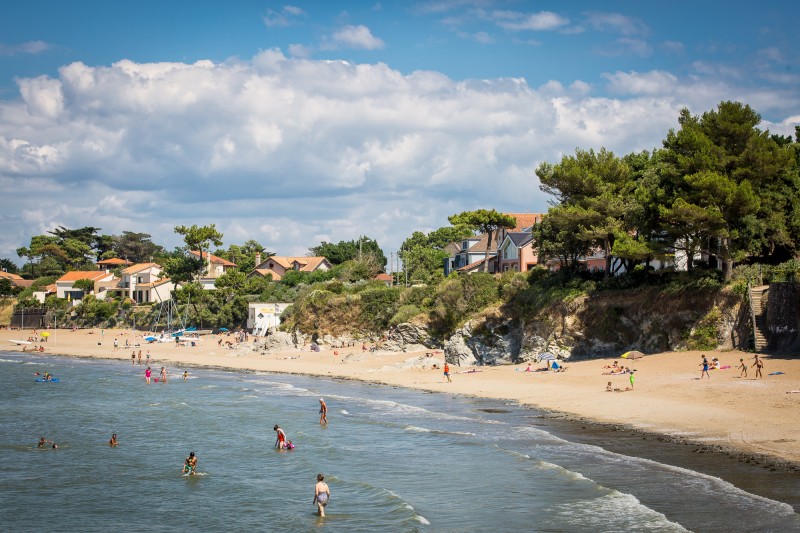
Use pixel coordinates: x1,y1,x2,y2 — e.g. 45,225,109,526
359,287,402,330
390,304,423,326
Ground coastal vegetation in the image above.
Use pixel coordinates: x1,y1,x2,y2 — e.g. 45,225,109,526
3,101,800,355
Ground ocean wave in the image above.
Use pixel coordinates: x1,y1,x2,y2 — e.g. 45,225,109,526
542,491,688,532
404,425,476,437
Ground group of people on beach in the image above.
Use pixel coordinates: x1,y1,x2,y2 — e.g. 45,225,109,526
700,354,764,379
144,366,169,384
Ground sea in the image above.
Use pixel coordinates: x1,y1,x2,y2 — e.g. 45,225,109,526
1,351,799,533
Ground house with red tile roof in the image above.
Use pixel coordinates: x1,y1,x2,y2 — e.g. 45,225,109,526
0,271,33,289
444,212,545,275
96,257,132,270
105,263,167,303
374,273,394,286
56,270,116,300
189,250,237,289
249,256,331,281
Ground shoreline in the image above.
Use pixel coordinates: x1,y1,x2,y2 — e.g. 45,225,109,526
4,328,799,468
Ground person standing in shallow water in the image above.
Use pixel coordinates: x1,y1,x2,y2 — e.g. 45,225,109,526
313,473,330,517
274,425,287,448
319,398,328,425
160,366,167,384
145,366,151,384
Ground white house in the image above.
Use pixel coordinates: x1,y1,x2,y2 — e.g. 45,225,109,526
248,302,292,335
55,271,116,301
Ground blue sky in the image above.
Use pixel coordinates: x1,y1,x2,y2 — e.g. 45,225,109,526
1,1,798,264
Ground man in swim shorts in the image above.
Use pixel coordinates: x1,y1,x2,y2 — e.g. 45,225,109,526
443,363,452,383
319,398,328,425
183,451,197,475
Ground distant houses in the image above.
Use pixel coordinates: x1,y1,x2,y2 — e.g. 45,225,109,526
249,255,331,281
444,213,545,275
188,250,238,290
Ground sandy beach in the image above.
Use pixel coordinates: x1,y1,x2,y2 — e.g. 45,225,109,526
4,327,799,464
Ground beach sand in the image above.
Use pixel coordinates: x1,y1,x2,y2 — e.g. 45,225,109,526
5,327,799,464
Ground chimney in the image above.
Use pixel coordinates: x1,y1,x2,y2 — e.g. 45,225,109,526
255,252,262,267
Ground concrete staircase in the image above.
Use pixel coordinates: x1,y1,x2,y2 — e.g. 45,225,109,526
749,285,769,351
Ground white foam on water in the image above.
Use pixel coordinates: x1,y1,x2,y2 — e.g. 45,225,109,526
0,358,22,363
415,515,430,525
339,409,349,415
551,437,799,517
404,425,476,437
544,490,689,532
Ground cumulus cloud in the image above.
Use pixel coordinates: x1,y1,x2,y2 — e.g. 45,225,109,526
328,25,385,50
0,54,796,261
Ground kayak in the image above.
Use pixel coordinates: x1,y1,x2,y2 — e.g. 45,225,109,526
35,378,59,383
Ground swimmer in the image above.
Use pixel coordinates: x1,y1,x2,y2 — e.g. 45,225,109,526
183,371,188,382
109,433,118,447
274,425,287,449
182,451,197,475
313,473,331,517
319,398,328,425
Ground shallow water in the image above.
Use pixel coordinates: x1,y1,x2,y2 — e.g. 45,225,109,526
1,352,798,532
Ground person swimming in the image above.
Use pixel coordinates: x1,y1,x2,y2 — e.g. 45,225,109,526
109,433,118,447
182,451,197,475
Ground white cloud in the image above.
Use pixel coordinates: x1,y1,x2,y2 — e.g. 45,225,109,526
584,12,649,36
329,25,385,50
0,55,796,262
602,70,677,95
492,10,569,31
0,40,50,56
263,5,305,27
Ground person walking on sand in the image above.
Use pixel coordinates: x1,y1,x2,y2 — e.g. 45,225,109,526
443,362,452,383
145,366,152,384
699,355,710,379
628,369,635,390
113,338,118,351
274,425,287,448
737,358,748,378
313,473,331,517
319,398,328,425
753,355,764,378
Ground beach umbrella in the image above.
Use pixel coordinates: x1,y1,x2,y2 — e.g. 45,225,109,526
536,352,557,362
144,336,157,342
621,350,645,360
41,332,50,337
218,327,229,332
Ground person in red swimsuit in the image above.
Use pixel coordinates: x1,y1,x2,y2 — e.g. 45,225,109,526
274,425,287,448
